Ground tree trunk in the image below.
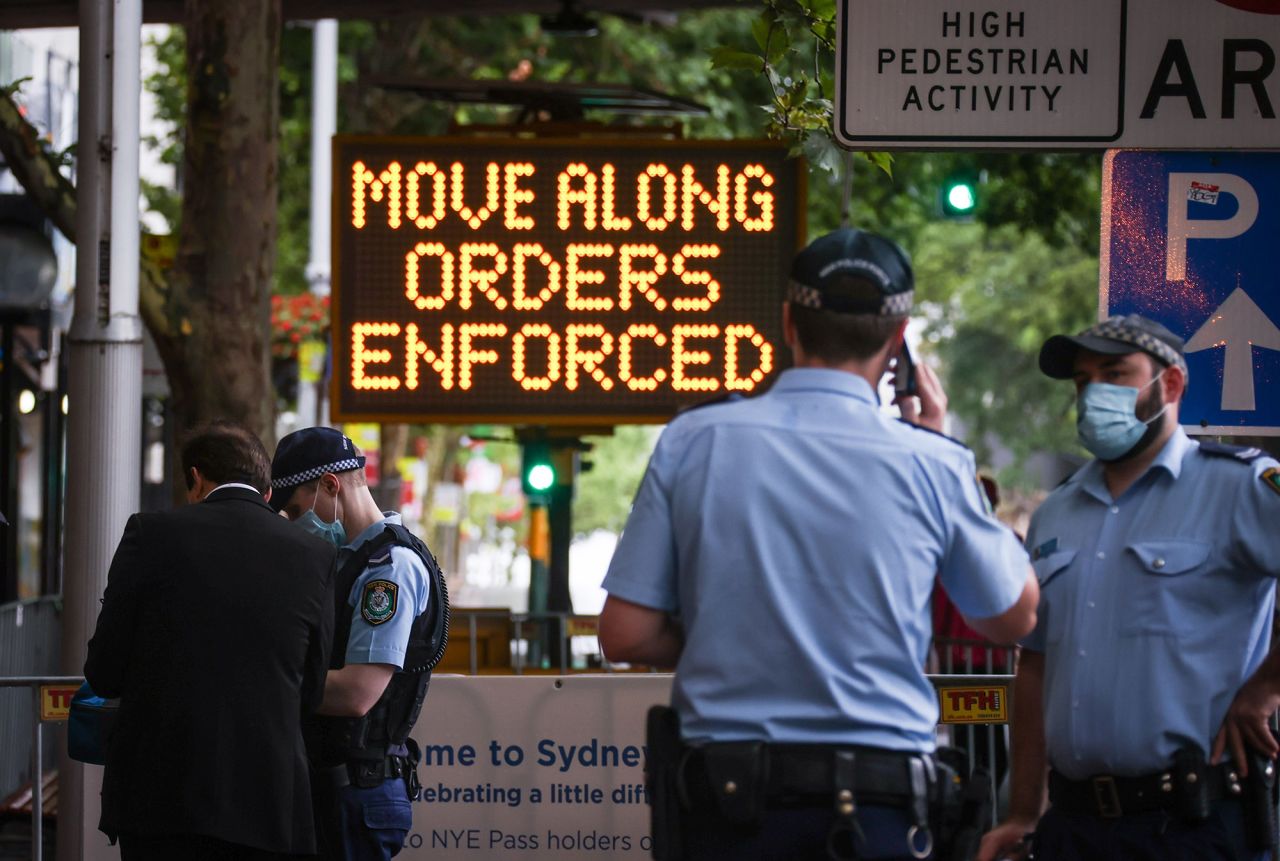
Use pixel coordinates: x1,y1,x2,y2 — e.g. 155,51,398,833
151,0,281,444
374,423,411,510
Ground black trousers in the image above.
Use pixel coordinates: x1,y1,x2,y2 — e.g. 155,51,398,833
117,832,307,861
1031,801,1268,861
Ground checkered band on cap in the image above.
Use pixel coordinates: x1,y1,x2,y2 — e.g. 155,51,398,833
787,281,823,310
881,290,914,316
1086,318,1187,373
787,280,914,316
271,457,363,490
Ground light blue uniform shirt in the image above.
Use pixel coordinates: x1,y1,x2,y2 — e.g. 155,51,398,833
602,368,1029,751
1024,428,1280,779
340,513,432,669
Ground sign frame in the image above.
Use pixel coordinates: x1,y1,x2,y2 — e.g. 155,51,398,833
329,135,808,427
836,0,1129,148
835,0,1280,151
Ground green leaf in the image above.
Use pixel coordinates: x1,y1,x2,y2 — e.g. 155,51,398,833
802,133,843,175
808,0,837,21
765,26,791,64
751,9,778,53
1,76,32,98
864,151,894,178
709,46,764,71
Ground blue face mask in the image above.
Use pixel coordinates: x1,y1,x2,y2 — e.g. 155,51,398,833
1076,373,1168,461
296,492,346,548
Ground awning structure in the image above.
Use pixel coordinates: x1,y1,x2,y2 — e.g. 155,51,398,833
0,0,726,28
371,77,710,120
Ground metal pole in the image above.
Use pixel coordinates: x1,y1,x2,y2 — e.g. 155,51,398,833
41,329,66,596
548,483,573,615
307,19,336,298
59,0,141,857
32,700,42,861
108,0,141,323
300,19,337,429
1,322,16,603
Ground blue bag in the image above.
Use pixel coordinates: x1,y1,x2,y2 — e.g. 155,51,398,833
68,681,118,765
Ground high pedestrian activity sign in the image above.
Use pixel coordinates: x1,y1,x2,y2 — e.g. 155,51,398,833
837,0,1280,149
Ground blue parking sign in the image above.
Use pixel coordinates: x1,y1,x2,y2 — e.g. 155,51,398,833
1103,151,1280,435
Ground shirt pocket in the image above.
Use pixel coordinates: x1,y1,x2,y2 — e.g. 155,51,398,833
1032,549,1077,644
1121,539,1212,636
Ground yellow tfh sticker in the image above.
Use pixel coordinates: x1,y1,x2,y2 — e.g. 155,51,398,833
938,686,1009,724
40,685,78,721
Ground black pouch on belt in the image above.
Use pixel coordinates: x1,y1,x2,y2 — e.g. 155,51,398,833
1172,746,1212,823
701,741,769,826
645,706,686,861
945,766,992,861
1240,731,1280,854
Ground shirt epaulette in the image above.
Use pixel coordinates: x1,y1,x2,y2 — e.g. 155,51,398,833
1197,441,1267,464
1055,465,1084,489
895,420,970,451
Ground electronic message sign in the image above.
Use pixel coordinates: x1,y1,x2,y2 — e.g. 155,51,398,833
331,137,804,425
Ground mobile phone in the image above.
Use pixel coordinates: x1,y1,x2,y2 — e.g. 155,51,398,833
894,342,919,398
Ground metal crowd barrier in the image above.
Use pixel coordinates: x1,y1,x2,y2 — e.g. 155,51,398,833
442,612,1015,820
932,637,1017,819
0,675,83,861
437,609,624,675
0,622,1015,859
0,597,62,807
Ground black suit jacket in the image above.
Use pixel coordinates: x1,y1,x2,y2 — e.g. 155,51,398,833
85,486,336,853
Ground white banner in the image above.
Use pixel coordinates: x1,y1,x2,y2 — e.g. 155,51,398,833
404,674,672,859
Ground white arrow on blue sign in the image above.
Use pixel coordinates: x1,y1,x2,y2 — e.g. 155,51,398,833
1102,151,1280,436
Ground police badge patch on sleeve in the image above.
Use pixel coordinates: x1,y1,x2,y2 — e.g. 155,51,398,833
361,579,398,625
1262,467,1280,498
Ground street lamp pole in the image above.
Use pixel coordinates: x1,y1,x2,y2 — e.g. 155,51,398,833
58,1,144,858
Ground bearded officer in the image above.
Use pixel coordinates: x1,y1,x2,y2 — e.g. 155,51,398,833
979,315,1280,861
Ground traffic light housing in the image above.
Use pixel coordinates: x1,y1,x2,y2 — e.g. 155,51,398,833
940,173,979,219
521,440,556,500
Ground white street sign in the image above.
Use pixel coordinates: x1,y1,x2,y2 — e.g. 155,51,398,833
837,0,1280,149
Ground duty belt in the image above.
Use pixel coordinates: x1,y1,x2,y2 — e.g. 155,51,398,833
684,743,936,806
677,742,939,860
1049,764,1243,818
318,754,414,791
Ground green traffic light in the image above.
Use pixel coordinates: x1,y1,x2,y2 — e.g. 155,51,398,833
527,463,556,492
946,183,976,213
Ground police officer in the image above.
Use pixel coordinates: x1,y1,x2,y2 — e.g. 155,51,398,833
599,228,1039,861
978,315,1280,861
271,427,447,861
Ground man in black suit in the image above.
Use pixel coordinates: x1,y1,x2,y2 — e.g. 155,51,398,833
85,421,337,860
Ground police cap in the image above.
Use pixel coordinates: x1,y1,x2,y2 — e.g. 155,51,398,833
787,228,914,317
270,427,366,513
1039,314,1188,380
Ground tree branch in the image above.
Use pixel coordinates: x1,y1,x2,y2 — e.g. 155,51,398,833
0,88,174,343
0,89,77,242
